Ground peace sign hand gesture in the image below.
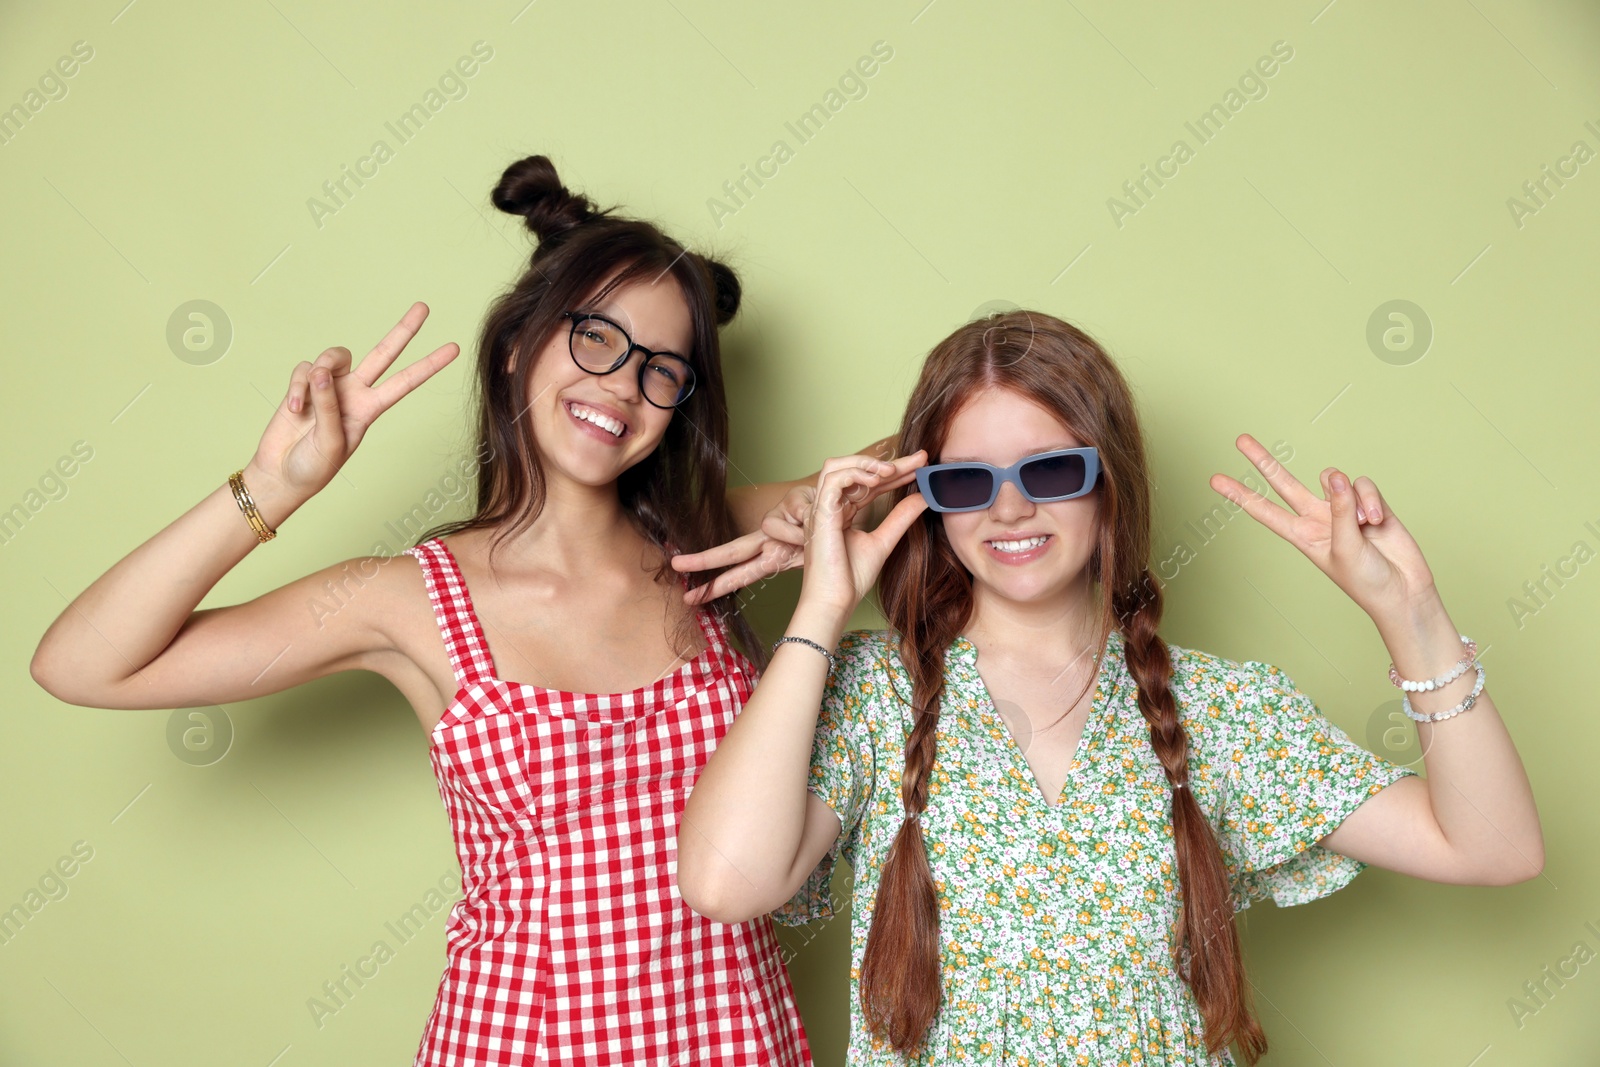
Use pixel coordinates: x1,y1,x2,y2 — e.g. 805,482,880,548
251,302,460,504
1209,432,1438,620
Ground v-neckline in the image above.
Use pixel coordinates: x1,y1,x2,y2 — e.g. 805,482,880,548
953,627,1126,809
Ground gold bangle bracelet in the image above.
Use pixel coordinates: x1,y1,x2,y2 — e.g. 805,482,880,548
229,469,276,543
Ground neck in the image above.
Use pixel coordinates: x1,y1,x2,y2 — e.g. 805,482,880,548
490,469,654,575
965,576,1104,675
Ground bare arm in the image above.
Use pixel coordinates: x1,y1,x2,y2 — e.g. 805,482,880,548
677,450,928,923
30,303,459,709
1319,592,1543,885
1213,434,1543,887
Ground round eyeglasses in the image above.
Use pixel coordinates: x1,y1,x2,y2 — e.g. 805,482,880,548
561,311,697,409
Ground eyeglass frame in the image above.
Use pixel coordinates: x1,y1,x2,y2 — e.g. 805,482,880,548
560,310,697,409
914,447,1101,513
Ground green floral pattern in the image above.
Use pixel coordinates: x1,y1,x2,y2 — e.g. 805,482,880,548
772,626,1418,1065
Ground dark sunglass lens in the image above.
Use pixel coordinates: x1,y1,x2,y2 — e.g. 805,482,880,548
1019,453,1087,499
571,316,626,369
927,467,995,510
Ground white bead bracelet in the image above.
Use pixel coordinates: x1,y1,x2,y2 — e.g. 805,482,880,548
1402,661,1486,724
1389,633,1477,692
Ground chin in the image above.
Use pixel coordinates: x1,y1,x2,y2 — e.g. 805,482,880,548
536,420,663,485
981,571,1072,603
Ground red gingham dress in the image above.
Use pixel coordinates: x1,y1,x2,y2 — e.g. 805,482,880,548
404,536,813,1066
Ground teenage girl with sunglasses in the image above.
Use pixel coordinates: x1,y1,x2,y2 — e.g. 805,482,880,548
675,310,1542,1064
30,155,889,1066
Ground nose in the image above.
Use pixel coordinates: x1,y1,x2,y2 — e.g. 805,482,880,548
597,350,645,404
989,480,1034,522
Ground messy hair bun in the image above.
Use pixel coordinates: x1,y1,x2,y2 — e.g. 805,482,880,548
491,154,606,243
705,257,741,326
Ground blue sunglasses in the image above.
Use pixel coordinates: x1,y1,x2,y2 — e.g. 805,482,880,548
915,447,1101,513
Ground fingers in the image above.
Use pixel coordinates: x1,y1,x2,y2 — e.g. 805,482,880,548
373,341,461,411
683,544,801,604
288,360,312,414
1209,472,1295,542
814,464,887,524
758,485,815,547
1352,474,1383,524
357,302,431,387
1325,468,1363,553
1321,467,1384,525
814,450,927,521
289,347,351,415
670,530,767,573
761,510,806,546
1233,432,1316,514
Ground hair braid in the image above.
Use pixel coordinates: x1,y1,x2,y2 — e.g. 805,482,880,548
1116,570,1268,1063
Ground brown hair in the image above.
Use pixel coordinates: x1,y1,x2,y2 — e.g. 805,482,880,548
417,154,763,666
859,310,1267,1062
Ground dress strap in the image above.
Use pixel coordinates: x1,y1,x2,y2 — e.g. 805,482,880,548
696,605,759,681
403,538,497,689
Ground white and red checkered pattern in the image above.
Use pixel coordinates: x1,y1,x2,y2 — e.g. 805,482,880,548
405,537,812,1066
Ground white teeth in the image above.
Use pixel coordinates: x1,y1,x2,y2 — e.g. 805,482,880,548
989,536,1048,553
570,403,624,437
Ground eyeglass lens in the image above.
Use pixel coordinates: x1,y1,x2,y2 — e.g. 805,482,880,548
1017,452,1088,499
925,466,995,510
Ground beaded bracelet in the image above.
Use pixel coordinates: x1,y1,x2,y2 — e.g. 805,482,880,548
773,635,836,675
1403,661,1486,724
1388,633,1476,692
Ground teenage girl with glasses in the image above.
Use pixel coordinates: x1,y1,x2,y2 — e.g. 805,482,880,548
675,310,1543,1064
30,154,884,1066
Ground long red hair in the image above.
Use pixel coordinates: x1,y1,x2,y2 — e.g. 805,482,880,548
860,310,1268,1063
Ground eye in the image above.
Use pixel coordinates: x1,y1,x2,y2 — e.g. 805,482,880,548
647,359,689,385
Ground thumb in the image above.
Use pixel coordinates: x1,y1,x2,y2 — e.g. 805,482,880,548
867,492,929,553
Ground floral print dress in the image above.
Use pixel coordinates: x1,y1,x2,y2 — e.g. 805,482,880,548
772,626,1418,1065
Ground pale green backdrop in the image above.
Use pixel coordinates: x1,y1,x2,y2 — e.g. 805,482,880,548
3,0,1597,1064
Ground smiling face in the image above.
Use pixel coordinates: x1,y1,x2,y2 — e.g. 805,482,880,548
511,272,693,492
936,385,1102,609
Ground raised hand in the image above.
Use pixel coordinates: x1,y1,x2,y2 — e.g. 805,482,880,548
799,451,929,617
1209,432,1437,619
252,302,460,502
672,453,925,605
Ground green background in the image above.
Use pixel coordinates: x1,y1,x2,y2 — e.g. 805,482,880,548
4,0,1597,1063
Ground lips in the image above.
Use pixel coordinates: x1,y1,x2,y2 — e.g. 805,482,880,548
988,535,1049,553
565,399,629,440
983,532,1052,564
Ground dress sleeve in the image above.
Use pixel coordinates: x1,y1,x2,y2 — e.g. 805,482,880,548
769,630,884,927
1210,659,1420,910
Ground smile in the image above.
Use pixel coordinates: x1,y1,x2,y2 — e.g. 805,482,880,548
987,535,1050,554
566,401,626,439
